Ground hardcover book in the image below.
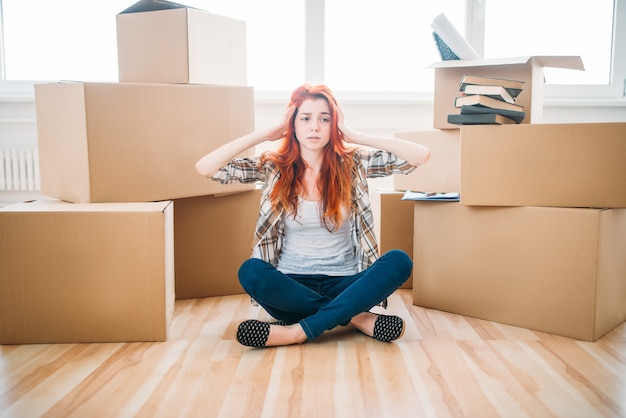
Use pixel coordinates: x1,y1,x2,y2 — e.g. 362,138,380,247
402,191,460,201
454,94,524,113
430,13,478,60
459,105,526,124
447,113,517,125
459,74,525,98
461,84,515,104
433,32,459,61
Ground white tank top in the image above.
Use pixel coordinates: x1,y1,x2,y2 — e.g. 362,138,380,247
277,198,358,275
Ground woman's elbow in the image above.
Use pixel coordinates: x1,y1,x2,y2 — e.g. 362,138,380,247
411,147,431,167
195,159,216,178
422,147,431,164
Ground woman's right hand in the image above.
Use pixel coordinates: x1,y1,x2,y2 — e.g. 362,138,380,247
265,105,296,141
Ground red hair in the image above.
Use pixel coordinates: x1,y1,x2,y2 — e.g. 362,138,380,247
261,84,356,231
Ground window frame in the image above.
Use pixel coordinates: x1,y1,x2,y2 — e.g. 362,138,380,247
0,0,624,103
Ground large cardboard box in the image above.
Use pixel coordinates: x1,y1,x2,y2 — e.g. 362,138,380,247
117,1,247,85
412,202,626,341
174,190,260,299
34,82,255,203
430,56,584,129
0,199,175,344
393,130,460,193
370,190,414,289
461,122,626,208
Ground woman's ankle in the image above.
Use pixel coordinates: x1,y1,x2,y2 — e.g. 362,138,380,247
265,323,308,347
348,312,377,337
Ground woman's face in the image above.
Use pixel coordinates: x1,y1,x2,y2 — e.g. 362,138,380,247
293,98,332,153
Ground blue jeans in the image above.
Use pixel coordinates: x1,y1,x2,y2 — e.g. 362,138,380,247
238,249,412,341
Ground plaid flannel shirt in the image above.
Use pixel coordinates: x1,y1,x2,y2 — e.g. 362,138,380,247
211,149,416,272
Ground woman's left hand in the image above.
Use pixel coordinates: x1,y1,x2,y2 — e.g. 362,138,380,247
337,106,357,143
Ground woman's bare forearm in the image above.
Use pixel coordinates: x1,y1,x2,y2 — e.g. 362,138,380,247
344,131,431,167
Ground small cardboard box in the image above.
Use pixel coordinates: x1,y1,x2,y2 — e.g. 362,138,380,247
34,82,255,203
0,199,174,344
174,190,260,299
461,122,626,208
430,56,584,129
117,0,247,85
393,130,460,193
412,202,626,342
370,190,414,289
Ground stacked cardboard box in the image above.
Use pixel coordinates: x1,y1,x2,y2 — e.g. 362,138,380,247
0,199,175,344
392,58,626,341
1,0,260,344
370,190,414,289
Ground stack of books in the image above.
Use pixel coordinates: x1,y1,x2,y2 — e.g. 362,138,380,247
447,75,526,125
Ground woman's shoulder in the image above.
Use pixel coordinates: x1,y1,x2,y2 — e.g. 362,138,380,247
352,148,392,163
351,148,373,161
258,153,279,170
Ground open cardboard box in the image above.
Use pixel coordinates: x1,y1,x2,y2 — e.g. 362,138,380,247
117,0,247,85
430,56,584,129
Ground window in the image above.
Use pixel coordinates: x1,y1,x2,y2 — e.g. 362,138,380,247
0,0,304,90
324,0,465,92
0,0,624,97
484,0,614,86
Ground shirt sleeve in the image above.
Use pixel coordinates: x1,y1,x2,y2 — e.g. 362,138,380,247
359,149,417,178
210,157,266,184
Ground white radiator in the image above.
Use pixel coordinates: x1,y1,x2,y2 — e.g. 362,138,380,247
0,148,41,192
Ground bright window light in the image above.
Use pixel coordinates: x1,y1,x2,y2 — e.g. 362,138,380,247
0,0,619,92
325,0,466,92
484,0,614,84
2,0,304,90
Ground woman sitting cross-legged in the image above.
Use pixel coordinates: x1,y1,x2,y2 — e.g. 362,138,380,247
195,84,430,348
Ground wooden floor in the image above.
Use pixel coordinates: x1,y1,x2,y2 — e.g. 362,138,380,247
1,290,625,418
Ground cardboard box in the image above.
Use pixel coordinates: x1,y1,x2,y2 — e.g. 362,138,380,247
34,82,255,203
117,1,247,85
174,190,260,299
0,199,174,344
461,122,626,208
370,190,414,289
393,130,460,193
412,202,626,341
430,56,584,129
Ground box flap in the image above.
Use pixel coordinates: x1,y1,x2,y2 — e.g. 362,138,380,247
532,56,585,71
429,55,584,71
119,0,193,14
0,199,173,213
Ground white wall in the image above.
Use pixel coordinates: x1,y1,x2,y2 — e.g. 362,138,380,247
1,88,625,204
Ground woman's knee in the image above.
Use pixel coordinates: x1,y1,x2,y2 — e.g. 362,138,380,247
238,257,266,289
384,249,413,278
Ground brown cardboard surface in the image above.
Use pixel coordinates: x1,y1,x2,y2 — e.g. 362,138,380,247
34,82,255,203
117,7,247,85
174,190,260,299
412,202,626,341
0,199,175,344
393,130,460,193
430,56,584,129
461,122,626,208
370,190,414,288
